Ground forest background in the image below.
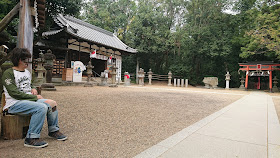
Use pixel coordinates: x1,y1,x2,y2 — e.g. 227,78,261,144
1,0,280,87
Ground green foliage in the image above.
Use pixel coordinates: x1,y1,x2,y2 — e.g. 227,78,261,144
240,4,280,60
2,0,280,88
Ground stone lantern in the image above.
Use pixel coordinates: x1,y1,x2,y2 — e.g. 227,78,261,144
84,60,94,87
41,49,56,91
0,45,9,101
0,45,8,58
225,71,231,90
272,76,279,92
109,64,118,87
168,71,172,86
239,76,245,90
34,52,46,85
148,69,153,85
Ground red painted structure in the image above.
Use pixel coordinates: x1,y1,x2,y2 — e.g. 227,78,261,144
239,62,280,91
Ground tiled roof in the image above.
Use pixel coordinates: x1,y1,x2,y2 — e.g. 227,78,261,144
43,14,137,54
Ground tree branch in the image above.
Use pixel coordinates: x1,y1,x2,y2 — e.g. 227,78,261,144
0,3,20,33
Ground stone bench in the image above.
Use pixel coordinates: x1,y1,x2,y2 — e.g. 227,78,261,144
1,93,31,140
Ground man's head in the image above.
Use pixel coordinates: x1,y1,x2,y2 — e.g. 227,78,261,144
10,48,31,67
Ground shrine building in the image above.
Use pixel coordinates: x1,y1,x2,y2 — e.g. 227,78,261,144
36,14,137,81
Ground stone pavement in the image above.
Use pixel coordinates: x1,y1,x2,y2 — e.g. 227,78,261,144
134,91,280,158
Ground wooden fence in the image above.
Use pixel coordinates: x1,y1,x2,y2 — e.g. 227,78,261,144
122,73,181,81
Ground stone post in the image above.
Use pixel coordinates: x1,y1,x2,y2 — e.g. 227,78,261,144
239,76,245,90
177,79,180,87
138,68,145,86
181,79,184,87
185,79,188,88
148,69,153,85
272,76,279,92
225,71,231,90
41,49,56,91
174,78,176,87
124,72,131,86
84,60,94,87
168,71,172,86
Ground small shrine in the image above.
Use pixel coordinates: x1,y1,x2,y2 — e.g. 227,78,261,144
239,61,280,92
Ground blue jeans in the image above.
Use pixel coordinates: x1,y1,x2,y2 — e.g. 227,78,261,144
8,99,59,138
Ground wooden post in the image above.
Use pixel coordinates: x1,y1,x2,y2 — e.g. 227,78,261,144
18,0,33,73
269,66,273,92
258,77,261,90
1,93,30,139
245,66,249,89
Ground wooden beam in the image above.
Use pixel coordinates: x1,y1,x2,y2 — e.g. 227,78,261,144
0,3,20,33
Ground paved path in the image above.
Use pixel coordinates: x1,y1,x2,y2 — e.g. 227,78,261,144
134,92,280,158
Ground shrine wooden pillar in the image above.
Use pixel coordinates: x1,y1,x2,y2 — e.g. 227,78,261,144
18,0,33,73
269,66,273,92
258,77,261,89
245,66,249,89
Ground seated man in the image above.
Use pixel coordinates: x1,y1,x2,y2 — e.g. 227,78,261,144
1,48,67,148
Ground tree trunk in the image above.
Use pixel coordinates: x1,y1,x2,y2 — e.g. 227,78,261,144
0,3,20,33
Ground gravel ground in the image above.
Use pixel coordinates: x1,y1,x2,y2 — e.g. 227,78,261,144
0,85,247,158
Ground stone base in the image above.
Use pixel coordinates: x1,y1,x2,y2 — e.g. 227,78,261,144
272,87,279,92
41,83,56,91
98,83,108,86
239,85,245,90
124,83,131,86
109,84,118,87
84,82,93,87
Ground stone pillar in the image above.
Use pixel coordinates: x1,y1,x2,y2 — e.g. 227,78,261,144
41,49,56,91
148,69,153,85
185,79,188,88
174,78,176,87
124,72,131,86
225,71,231,90
177,79,180,87
138,68,145,86
181,79,184,87
272,76,279,92
239,76,245,90
84,60,94,87
168,71,172,86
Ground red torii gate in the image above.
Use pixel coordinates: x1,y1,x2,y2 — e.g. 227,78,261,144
239,62,280,92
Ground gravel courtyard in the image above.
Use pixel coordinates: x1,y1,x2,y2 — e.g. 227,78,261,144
0,85,248,158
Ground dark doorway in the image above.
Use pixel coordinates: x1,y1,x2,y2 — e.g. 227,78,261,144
248,76,269,90
91,58,106,76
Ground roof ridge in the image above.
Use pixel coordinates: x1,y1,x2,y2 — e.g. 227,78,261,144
64,15,113,36
113,34,137,52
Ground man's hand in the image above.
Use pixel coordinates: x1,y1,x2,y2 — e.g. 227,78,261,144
31,88,38,95
44,99,57,108
37,95,44,99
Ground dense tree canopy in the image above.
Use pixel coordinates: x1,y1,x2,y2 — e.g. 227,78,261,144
1,0,280,87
